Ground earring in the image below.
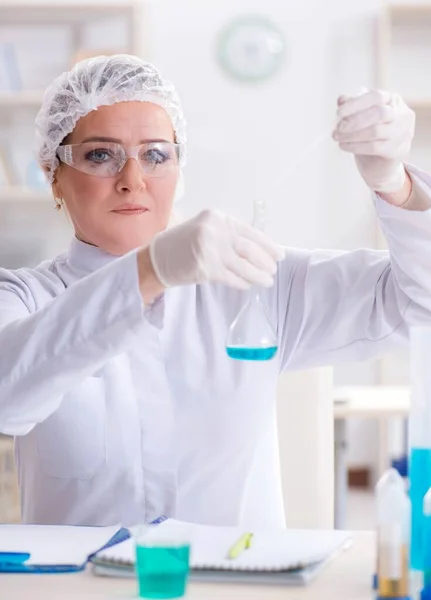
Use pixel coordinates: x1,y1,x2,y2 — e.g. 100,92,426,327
54,197,63,210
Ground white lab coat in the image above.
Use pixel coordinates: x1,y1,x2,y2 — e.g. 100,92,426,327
1,166,431,528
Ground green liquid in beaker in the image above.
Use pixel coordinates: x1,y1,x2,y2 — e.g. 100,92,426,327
135,544,190,599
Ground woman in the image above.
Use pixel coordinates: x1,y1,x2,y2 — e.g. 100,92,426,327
0,55,430,528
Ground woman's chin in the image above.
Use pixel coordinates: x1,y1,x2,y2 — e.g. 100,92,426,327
95,227,162,255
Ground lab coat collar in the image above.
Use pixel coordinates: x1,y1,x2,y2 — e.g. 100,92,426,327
67,236,165,329
67,237,120,276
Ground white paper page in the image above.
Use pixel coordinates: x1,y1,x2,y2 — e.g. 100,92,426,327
97,520,350,572
0,524,120,566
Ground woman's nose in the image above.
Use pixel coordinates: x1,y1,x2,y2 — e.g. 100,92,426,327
115,157,147,193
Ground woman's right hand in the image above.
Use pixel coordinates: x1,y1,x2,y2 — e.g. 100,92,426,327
139,210,285,295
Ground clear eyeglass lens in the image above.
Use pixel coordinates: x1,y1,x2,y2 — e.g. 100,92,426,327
58,142,180,178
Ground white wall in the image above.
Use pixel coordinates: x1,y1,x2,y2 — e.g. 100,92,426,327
148,0,333,247
145,0,380,243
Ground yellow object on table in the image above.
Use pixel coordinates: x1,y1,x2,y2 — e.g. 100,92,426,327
227,533,254,559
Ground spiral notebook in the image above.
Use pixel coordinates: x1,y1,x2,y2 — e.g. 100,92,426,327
92,519,351,585
0,524,123,573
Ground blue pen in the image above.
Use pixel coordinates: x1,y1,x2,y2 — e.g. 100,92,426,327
150,515,168,525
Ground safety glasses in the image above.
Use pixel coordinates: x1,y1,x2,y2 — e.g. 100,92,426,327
56,141,183,178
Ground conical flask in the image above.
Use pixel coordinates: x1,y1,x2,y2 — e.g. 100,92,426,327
225,198,278,361
226,287,278,360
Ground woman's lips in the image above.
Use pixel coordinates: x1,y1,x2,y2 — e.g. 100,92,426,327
112,205,148,215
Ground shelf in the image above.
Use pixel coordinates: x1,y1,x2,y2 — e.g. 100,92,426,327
0,2,136,25
0,91,44,109
388,4,431,15
0,186,51,202
405,98,431,109
386,3,431,25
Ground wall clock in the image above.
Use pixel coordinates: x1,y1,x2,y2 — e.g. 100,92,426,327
216,15,285,83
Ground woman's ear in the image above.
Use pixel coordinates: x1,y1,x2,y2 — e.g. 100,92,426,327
51,167,62,197
51,168,64,210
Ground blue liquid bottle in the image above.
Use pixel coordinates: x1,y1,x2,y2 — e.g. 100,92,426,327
421,488,431,600
409,328,431,584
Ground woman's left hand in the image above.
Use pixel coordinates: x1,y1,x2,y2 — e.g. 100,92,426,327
333,89,415,194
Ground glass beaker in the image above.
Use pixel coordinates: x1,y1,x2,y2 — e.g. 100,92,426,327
133,525,190,599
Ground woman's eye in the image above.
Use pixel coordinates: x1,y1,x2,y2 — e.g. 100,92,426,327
85,149,113,163
143,149,169,164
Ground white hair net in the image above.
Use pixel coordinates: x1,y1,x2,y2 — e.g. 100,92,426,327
35,54,187,192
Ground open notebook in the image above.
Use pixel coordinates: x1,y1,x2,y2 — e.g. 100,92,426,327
0,524,122,573
92,519,351,585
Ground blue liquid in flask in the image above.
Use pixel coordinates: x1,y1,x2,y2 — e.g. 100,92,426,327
226,346,278,361
409,447,431,569
225,290,278,363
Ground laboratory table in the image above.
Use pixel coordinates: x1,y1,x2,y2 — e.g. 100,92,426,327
0,531,374,599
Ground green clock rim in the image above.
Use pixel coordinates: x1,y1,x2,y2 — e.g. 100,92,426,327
216,15,286,83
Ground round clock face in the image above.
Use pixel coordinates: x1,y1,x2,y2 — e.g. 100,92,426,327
217,16,286,83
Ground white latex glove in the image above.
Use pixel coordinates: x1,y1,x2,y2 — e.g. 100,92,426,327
333,89,415,193
149,209,285,290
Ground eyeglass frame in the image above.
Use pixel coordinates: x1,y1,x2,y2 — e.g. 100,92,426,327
55,140,184,178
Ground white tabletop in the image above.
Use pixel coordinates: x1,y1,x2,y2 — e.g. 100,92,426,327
334,385,410,419
0,532,374,600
